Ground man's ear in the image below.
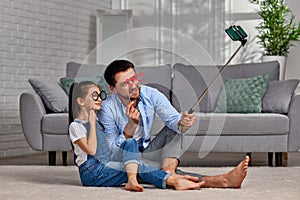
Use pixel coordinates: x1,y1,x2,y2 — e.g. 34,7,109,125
110,85,117,93
76,97,85,106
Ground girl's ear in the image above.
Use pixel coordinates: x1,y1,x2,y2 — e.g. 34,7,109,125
76,97,85,106
110,85,117,93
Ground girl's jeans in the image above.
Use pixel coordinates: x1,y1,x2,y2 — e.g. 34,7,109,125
79,138,170,188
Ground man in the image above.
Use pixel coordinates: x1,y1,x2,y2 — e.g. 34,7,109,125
98,59,250,188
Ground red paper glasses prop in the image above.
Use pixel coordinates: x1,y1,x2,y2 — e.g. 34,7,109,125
124,72,144,87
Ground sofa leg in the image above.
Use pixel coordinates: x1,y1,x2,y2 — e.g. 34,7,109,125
275,152,282,167
268,152,273,167
282,152,288,167
49,151,56,166
62,151,67,166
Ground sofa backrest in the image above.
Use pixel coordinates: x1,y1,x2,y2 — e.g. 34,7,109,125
65,62,173,100
172,61,280,112
136,65,173,101
66,62,107,78
66,61,280,113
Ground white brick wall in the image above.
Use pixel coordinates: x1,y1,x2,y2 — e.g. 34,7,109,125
0,0,111,158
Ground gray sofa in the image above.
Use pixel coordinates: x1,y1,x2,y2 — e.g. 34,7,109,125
19,92,71,165
19,61,300,166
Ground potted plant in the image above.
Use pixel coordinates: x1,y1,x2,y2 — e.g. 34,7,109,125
250,0,300,80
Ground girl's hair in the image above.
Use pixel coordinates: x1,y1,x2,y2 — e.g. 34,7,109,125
68,81,100,125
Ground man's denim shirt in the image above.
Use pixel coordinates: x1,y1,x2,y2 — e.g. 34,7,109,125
98,85,181,158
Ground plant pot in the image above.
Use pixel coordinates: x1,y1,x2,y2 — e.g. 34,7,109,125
262,55,287,80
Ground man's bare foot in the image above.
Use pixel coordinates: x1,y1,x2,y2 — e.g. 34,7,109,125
125,178,144,192
202,156,250,188
163,169,176,175
161,158,178,175
223,155,250,188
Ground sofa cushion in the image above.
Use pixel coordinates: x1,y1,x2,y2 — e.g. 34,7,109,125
187,112,289,136
172,61,279,112
42,113,69,134
60,75,110,95
28,79,68,113
214,74,269,113
262,79,299,114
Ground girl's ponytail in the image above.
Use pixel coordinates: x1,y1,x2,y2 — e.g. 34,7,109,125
68,81,98,125
68,82,76,126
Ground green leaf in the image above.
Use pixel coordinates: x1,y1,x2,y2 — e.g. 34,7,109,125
249,0,300,56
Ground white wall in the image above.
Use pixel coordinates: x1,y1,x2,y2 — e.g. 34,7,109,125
0,0,110,158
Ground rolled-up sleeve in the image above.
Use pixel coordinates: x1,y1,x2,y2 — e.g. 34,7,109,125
151,88,181,133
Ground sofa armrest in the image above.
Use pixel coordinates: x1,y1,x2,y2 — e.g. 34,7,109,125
19,92,46,151
288,93,300,152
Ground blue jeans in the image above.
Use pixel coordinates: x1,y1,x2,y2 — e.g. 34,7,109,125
79,138,170,188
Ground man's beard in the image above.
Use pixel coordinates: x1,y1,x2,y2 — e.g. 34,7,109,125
129,87,140,108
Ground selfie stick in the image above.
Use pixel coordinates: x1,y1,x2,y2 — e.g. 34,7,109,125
180,25,248,149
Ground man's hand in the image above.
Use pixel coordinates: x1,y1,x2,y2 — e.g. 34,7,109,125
126,101,140,124
123,101,140,138
178,111,195,133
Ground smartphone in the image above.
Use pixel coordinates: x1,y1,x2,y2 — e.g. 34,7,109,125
225,25,247,41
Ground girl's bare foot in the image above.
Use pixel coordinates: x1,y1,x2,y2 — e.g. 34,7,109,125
125,178,144,192
223,155,250,188
174,178,205,190
167,176,205,190
172,174,199,182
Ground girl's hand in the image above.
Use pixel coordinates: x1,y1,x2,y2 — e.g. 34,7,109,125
76,110,97,155
88,110,96,126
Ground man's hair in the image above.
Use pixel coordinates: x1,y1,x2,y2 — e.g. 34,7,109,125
104,60,135,86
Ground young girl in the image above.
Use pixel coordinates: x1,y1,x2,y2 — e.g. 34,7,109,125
68,81,203,191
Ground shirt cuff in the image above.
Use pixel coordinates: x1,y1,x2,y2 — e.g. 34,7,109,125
162,173,171,189
116,134,126,147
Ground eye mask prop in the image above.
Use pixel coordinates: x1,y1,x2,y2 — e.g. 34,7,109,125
125,72,144,103
124,72,144,88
